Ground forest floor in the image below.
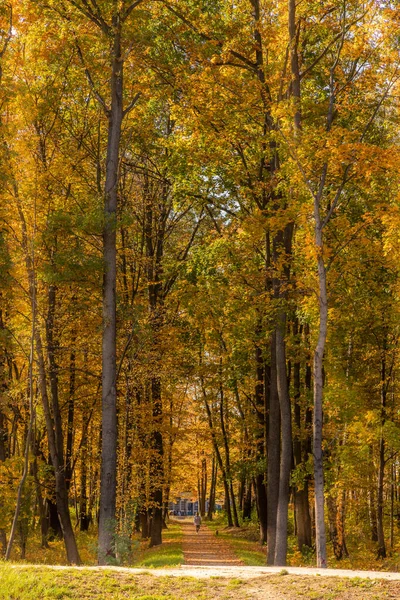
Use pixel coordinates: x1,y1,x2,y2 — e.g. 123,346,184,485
4,520,400,598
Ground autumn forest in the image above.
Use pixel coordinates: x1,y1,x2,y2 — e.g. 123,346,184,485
0,0,400,571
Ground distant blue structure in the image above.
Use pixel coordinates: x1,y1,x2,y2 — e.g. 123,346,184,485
169,498,222,516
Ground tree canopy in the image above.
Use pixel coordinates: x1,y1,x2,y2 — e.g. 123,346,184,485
0,0,400,568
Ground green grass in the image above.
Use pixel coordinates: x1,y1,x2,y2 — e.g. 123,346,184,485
0,566,74,599
1,565,400,600
0,567,247,600
0,566,167,599
6,521,183,569
205,515,266,566
132,522,184,568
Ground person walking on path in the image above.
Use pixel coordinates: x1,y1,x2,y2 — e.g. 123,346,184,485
194,512,201,533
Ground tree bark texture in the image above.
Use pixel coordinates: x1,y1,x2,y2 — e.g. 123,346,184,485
0,409,7,554
5,290,35,560
65,338,76,492
219,366,239,528
274,312,292,566
254,336,267,543
267,332,280,564
377,352,387,559
207,456,217,520
37,333,81,563
369,486,378,542
313,207,328,568
293,321,312,552
98,25,123,564
149,377,164,547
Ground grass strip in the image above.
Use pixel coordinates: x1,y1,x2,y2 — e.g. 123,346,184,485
1,565,400,599
132,521,184,568
205,517,266,566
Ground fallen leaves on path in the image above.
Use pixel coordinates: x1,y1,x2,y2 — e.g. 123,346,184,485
182,521,244,566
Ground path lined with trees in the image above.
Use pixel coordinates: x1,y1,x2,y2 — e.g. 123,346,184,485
0,0,400,571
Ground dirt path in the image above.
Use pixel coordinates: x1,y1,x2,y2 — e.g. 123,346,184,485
181,520,243,566
10,563,400,580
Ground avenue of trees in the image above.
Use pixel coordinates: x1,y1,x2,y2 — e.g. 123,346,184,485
0,0,400,568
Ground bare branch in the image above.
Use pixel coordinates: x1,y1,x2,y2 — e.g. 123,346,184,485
359,74,399,143
0,3,12,60
0,3,12,85
75,41,110,115
123,92,141,117
300,10,369,81
162,1,221,44
123,0,147,21
205,204,222,235
228,50,257,71
162,1,256,71
209,58,255,73
163,210,205,298
66,0,111,35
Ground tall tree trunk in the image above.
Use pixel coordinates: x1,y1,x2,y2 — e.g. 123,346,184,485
243,479,252,521
80,447,90,531
369,456,378,542
391,465,394,549
0,410,7,554
88,424,100,529
13,176,80,564
377,351,387,559
202,381,233,527
267,332,280,563
218,365,239,528
293,320,312,552
45,284,80,561
327,491,349,560
254,335,267,543
65,336,76,493
229,480,239,528
143,173,170,547
207,456,217,521
98,25,123,564
238,473,245,515
288,0,313,559
327,494,340,559
313,208,328,568
79,413,92,532
293,416,312,551
271,218,293,567
337,490,349,558
199,458,207,517
47,494,63,540
141,509,149,539
149,376,164,547
32,453,49,547
274,311,292,566
136,386,150,539
163,410,174,529
0,412,6,462
5,290,36,560
310,0,348,561
36,332,81,563
0,12,10,559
